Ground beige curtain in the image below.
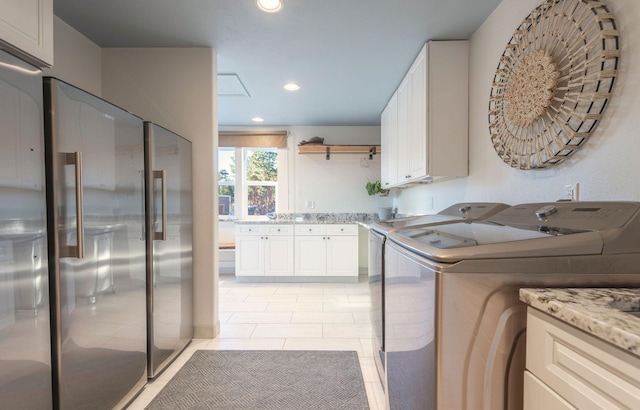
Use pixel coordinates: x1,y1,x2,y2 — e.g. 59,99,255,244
219,131,288,148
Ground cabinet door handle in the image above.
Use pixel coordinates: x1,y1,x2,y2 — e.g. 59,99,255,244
61,152,84,258
153,170,167,241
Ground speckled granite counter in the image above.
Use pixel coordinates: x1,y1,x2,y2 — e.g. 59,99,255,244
234,213,377,227
520,288,640,356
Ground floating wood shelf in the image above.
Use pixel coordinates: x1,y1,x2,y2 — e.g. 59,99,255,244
297,144,382,160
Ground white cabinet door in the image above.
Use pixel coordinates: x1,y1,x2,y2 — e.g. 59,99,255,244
295,235,325,276
380,92,398,189
235,235,264,276
408,47,427,181
396,77,410,183
264,235,294,276
0,0,53,67
325,235,358,276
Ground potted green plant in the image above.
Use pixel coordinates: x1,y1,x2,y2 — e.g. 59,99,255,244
366,180,390,197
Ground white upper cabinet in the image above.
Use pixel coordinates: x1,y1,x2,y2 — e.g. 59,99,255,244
380,92,398,189
407,49,427,181
381,41,468,188
396,77,410,183
0,0,53,67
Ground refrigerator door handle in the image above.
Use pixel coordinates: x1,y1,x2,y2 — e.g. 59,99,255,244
61,151,84,258
153,170,167,241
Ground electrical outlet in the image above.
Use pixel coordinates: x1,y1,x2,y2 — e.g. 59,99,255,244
305,200,315,209
562,183,579,201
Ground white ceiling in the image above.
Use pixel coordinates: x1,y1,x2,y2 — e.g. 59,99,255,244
53,0,502,127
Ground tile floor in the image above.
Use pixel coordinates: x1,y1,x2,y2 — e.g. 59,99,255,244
127,275,386,409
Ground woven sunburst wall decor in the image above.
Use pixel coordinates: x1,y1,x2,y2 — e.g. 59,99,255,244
488,0,619,170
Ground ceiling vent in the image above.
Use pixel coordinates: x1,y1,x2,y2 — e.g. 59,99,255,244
218,73,250,97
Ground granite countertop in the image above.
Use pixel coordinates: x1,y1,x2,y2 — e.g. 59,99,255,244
520,288,640,356
234,213,377,226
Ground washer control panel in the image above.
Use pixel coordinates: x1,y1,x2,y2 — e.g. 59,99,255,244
438,202,509,219
491,202,640,230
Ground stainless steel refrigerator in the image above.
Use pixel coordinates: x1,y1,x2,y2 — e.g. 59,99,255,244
0,49,52,410
43,78,147,409
144,122,193,378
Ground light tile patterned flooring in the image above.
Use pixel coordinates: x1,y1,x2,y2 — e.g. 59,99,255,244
128,275,386,409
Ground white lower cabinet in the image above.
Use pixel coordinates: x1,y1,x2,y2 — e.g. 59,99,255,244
524,371,574,409
235,223,358,279
525,307,640,409
235,224,293,277
294,224,358,277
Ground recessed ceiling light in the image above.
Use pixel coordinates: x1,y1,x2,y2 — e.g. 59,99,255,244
252,117,265,123
256,0,282,13
284,82,300,91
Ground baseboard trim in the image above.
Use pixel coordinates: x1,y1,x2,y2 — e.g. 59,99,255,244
194,324,217,339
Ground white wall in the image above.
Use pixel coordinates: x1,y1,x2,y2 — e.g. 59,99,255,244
43,17,102,96
101,48,219,339
288,126,391,213
394,0,640,214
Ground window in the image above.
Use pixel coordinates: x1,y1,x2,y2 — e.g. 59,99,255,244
218,146,285,220
218,148,236,218
245,149,278,216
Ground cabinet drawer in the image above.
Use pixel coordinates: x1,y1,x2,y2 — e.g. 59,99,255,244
524,371,575,410
295,225,324,236
236,225,263,235
327,224,357,235
266,225,293,235
526,308,640,409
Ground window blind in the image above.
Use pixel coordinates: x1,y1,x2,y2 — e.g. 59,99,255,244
219,131,288,148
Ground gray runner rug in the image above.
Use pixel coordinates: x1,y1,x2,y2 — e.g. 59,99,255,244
145,350,370,410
